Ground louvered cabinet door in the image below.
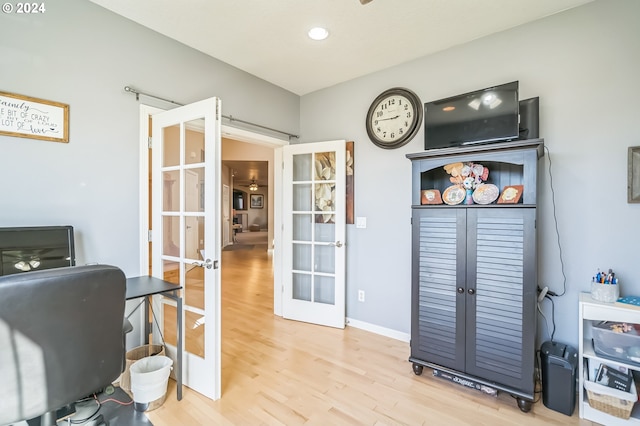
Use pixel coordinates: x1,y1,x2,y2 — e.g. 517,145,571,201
411,208,466,372
465,208,536,393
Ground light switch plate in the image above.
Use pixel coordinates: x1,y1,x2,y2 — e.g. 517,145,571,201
356,217,367,229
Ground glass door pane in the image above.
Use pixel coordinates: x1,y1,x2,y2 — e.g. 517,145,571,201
152,97,221,400
283,141,346,328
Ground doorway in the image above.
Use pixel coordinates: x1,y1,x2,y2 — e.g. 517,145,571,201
222,157,269,249
138,104,288,397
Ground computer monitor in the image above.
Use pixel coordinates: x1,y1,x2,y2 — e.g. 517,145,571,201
0,226,76,276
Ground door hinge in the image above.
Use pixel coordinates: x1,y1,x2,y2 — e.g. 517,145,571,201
148,136,152,148
147,230,152,242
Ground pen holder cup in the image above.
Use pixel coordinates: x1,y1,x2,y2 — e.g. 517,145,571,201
591,281,620,303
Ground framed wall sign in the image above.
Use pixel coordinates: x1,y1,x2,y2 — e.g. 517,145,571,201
0,91,69,143
250,194,264,209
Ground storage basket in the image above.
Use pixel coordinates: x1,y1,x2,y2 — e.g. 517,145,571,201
592,321,640,366
584,377,637,419
118,344,165,395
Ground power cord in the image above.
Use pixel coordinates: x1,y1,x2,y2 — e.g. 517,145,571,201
534,147,563,348
68,395,101,425
543,145,567,297
537,299,552,340
546,296,557,341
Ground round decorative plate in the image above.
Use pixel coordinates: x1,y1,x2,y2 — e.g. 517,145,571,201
472,184,499,205
442,185,465,205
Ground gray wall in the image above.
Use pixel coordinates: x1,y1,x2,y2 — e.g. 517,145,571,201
0,0,299,277
300,0,640,346
2,0,639,351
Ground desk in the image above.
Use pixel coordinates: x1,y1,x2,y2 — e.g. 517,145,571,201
126,276,183,401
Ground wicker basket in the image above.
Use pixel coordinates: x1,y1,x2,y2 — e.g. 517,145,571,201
584,377,637,419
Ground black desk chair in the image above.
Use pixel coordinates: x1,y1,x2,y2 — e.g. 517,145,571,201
0,265,127,426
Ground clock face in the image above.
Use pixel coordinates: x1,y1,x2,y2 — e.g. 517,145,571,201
366,88,423,149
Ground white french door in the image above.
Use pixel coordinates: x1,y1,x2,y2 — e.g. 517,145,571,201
151,97,221,400
281,140,347,328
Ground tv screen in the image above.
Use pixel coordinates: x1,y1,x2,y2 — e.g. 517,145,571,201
0,226,76,276
424,81,519,150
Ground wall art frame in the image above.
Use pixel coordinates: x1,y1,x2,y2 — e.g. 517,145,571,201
0,91,69,143
250,194,264,209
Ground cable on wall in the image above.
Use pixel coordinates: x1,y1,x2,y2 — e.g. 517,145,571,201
123,86,300,140
544,145,567,297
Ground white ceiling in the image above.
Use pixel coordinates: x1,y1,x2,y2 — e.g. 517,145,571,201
89,0,593,96
224,160,269,188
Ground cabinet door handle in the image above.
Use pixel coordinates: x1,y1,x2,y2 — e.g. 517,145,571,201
457,287,465,294
468,288,475,295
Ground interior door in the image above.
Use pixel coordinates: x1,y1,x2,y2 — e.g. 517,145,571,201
282,140,346,328
151,97,221,400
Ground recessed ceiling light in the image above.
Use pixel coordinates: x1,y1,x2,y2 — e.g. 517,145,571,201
308,27,329,41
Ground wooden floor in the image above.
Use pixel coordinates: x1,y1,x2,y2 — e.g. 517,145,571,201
146,242,595,425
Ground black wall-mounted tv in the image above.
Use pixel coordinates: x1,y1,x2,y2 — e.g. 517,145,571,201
424,81,520,150
0,226,76,276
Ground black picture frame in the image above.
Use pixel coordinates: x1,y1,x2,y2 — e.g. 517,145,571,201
250,194,264,209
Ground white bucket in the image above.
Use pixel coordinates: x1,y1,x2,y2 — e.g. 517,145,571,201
130,355,173,404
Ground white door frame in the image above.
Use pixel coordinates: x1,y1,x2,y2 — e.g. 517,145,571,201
138,104,289,320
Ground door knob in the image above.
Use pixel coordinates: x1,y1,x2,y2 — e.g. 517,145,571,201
457,287,464,294
468,288,475,295
192,258,214,269
329,241,343,248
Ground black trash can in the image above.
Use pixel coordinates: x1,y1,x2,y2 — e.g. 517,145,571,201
540,340,578,416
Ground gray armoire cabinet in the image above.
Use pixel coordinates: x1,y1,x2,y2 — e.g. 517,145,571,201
406,139,544,412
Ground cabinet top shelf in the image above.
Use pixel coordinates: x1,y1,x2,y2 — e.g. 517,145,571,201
411,203,537,209
580,292,640,312
406,138,544,161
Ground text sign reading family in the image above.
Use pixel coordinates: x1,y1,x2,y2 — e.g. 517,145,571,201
0,91,69,143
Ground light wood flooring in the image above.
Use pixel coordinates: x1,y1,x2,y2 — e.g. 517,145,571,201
146,240,595,425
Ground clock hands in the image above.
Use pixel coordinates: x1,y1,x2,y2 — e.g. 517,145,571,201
377,115,400,122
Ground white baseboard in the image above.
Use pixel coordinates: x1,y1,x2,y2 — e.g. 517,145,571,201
346,317,410,343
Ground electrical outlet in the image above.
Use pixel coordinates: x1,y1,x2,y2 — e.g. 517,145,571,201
358,290,365,302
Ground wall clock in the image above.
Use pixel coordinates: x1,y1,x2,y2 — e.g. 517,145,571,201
365,87,423,149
